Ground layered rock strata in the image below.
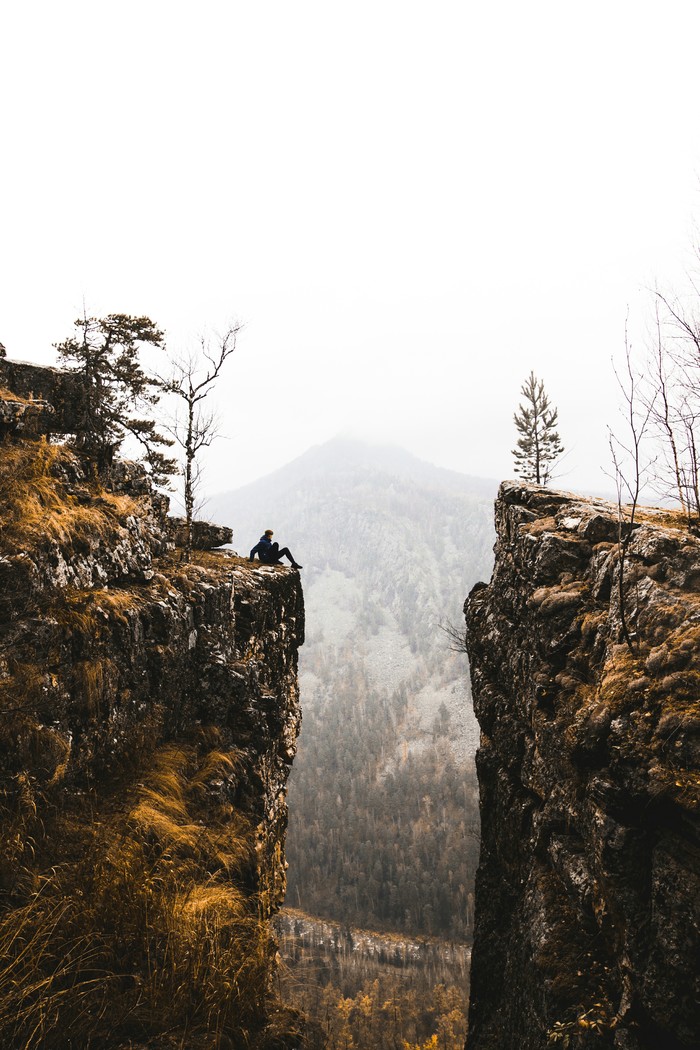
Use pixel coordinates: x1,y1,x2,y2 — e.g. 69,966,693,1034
0,447,303,918
0,358,84,434
465,482,699,1050
0,387,304,1044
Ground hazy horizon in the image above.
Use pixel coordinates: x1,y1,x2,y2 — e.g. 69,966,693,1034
204,432,620,521
3,3,700,499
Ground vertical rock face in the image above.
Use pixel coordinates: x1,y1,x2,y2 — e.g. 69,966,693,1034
0,358,85,434
1,465,304,918
0,421,304,1045
465,482,699,1050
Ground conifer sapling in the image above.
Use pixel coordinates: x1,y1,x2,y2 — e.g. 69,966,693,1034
55,312,176,484
512,371,564,485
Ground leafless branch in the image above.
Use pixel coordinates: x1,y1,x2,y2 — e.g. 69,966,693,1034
606,322,656,652
161,323,241,561
438,619,468,654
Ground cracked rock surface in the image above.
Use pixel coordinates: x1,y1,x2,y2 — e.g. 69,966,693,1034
0,441,304,923
465,482,699,1050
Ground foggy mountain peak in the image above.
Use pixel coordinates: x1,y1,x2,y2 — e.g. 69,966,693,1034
208,435,498,939
211,436,499,507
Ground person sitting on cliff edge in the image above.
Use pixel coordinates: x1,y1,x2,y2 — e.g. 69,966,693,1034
249,529,302,569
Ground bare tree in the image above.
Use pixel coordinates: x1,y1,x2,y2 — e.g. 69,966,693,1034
607,323,655,652
163,324,241,561
644,289,700,523
647,301,688,513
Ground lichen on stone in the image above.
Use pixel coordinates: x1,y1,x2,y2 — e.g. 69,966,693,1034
465,481,699,1050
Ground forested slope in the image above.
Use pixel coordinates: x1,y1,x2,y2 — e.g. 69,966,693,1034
210,438,497,938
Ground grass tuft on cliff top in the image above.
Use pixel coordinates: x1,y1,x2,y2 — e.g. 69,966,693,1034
0,439,140,555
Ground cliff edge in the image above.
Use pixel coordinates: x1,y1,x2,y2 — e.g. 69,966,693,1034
465,482,699,1050
0,377,304,1047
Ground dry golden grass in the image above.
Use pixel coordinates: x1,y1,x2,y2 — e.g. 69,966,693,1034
0,886,120,1050
0,442,296,1044
54,588,151,652
192,549,241,569
189,747,244,798
174,549,281,577
93,584,149,612
0,440,142,555
70,658,119,719
0,739,283,1048
634,504,698,532
0,386,35,403
124,743,252,874
0,662,49,719
92,741,272,1042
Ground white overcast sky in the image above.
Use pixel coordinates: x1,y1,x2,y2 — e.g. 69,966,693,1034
2,1,700,497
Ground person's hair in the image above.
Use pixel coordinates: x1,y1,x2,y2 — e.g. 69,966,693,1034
264,529,274,536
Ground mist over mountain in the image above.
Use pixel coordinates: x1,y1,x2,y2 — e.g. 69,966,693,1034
209,438,498,936
211,438,497,764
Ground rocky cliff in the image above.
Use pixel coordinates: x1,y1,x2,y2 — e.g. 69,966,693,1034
0,377,304,1047
465,482,699,1050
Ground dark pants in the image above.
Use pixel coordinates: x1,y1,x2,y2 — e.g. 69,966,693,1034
261,542,296,565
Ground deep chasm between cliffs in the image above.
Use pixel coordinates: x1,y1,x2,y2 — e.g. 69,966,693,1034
0,363,304,1048
464,481,699,1050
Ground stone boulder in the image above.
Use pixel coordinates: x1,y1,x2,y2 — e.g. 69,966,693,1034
169,516,233,550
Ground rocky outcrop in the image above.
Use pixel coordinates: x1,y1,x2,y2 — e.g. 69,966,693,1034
465,482,699,1050
0,443,303,902
0,391,55,439
0,418,304,1044
0,357,85,434
169,516,234,550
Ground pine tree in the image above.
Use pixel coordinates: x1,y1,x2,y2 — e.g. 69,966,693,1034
55,313,176,483
512,371,564,484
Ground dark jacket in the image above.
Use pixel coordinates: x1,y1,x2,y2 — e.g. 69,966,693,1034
249,535,273,561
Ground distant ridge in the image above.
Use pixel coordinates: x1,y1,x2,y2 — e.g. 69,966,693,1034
211,436,499,502
210,436,499,554
209,436,498,939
